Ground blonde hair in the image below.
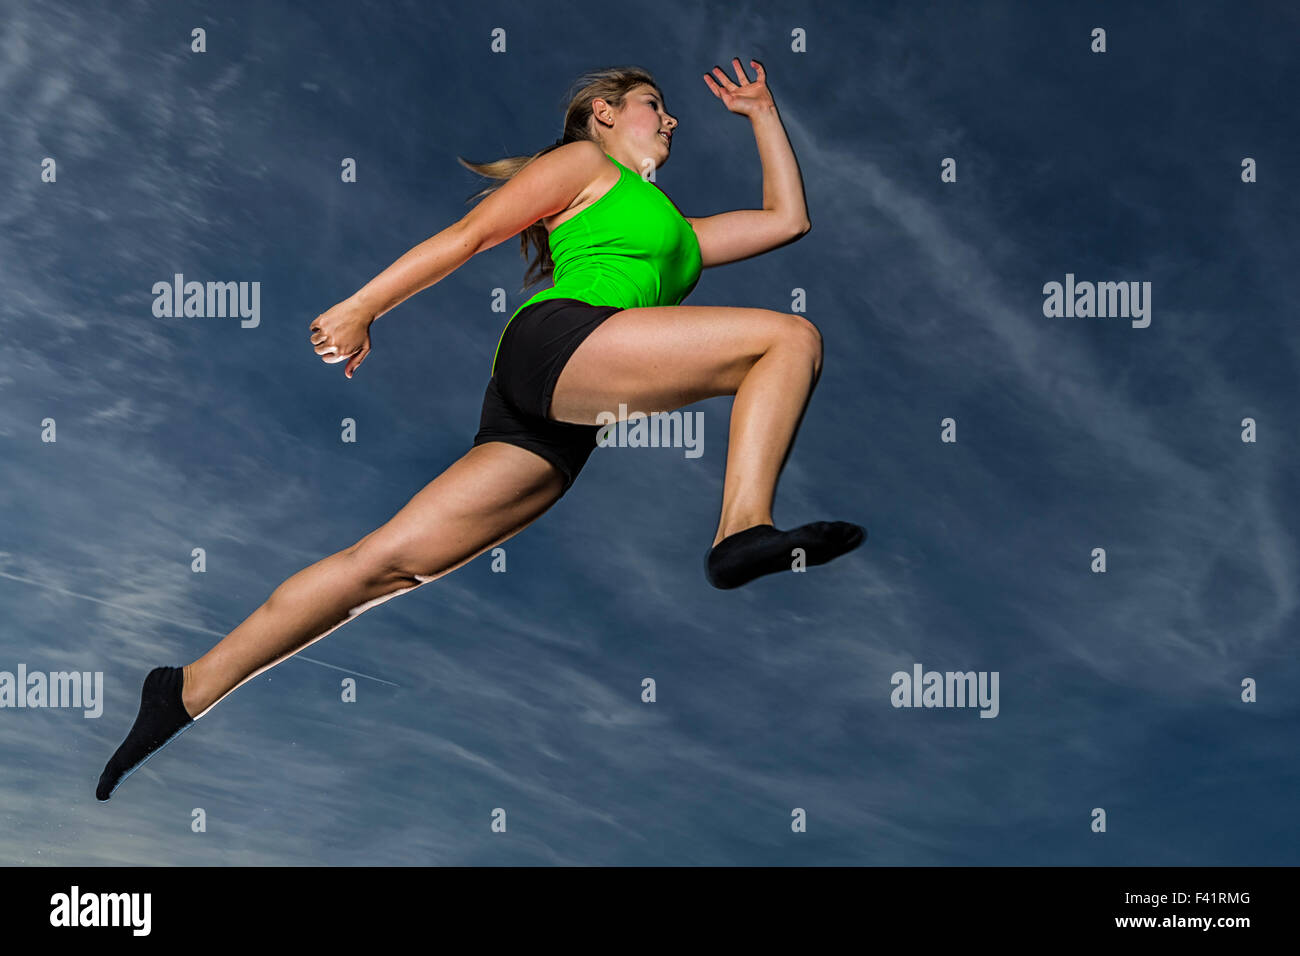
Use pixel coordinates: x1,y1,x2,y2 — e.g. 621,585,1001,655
457,66,662,293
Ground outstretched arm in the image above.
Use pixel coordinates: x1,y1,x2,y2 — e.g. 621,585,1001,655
688,58,811,269
354,140,604,319
308,142,605,377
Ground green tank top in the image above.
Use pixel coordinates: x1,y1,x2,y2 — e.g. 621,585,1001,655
491,153,703,375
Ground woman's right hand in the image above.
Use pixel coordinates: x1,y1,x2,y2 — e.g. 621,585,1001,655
309,295,375,379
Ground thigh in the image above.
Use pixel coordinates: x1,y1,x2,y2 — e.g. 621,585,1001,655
347,441,567,584
549,305,798,424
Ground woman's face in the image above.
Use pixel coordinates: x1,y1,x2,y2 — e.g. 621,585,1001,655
601,83,677,167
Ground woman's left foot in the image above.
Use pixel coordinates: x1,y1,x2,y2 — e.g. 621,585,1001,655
705,521,866,589
96,666,196,801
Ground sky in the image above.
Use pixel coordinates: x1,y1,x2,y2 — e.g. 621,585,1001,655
1,0,1297,866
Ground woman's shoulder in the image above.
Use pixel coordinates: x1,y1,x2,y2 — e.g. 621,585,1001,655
542,142,623,233
554,139,607,164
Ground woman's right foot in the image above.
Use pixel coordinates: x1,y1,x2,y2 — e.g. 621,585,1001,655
705,521,866,589
95,666,197,801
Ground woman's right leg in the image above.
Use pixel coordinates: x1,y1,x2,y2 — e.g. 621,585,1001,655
181,441,567,718
549,305,863,588
553,306,823,544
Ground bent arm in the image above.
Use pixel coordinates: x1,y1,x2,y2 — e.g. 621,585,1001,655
687,105,810,269
351,141,603,319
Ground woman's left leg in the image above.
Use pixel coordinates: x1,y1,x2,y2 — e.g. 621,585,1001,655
181,441,567,718
96,442,567,800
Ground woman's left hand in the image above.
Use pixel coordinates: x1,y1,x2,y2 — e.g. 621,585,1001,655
702,57,775,117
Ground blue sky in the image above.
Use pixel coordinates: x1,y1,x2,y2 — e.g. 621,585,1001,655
1,0,1297,865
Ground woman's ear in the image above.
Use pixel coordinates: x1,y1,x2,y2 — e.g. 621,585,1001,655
590,97,615,126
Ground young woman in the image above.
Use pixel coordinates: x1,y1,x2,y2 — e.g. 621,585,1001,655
96,60,864,802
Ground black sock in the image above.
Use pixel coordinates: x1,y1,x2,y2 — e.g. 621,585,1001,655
705,521,866,589
96,666,196,801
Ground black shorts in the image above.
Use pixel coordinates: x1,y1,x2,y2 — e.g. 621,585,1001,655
472,297,624,492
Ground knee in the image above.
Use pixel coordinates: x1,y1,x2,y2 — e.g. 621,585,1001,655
345,536,430,590
782,313,823,380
